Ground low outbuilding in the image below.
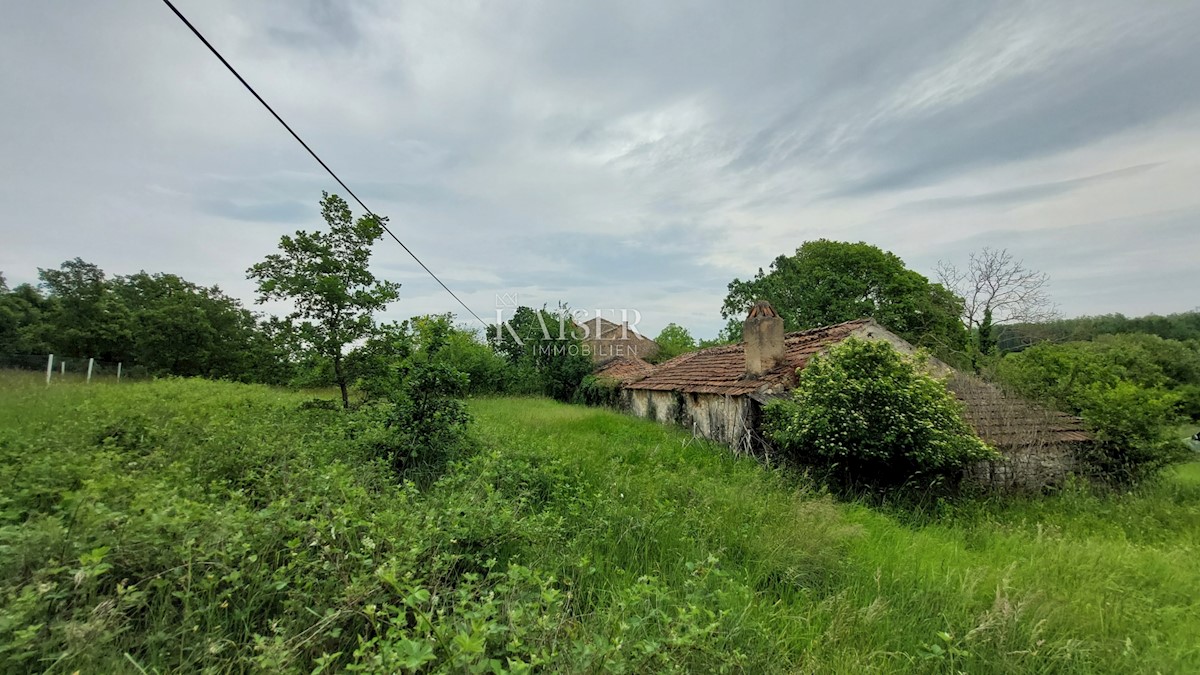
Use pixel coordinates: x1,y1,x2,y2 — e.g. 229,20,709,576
617,302,1090,489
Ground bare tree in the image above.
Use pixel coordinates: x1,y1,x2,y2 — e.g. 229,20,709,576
936,247,1058,336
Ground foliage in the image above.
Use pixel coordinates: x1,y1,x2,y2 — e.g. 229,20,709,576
350,317,473,480
652,322,697,362
722,240,969,362
2,377,1198,672
36,258,133,360
994,340,1190,483
248,193,400,407
999,310,1200,348
2,261,296,383
764,338,997,489
572,374,624,408
488,305,594,401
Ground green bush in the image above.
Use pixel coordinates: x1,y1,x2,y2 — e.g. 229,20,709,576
994,341,1188,483
573,374,624,408
351,318,473,480
764,338,997,489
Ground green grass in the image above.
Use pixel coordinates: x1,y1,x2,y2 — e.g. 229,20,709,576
1,377,1197,672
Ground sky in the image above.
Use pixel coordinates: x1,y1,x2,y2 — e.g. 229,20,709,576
2,1,1198,339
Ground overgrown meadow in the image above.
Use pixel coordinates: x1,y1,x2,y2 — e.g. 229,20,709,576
1,374,1198,673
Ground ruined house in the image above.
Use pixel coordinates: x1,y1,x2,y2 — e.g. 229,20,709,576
615,302,1090,490
576,317,660,363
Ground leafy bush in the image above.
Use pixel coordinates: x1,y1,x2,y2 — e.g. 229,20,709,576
351,318,473,479
572,374,624,408
994,341,1188,483
764,338,997,489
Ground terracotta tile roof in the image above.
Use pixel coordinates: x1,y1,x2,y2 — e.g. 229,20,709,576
621,315,1092,447
626,319,872,395
594,356,657,385
945,374,1091,447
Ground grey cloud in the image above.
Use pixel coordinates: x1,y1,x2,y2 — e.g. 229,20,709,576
893,163,1163,212
197,198,311,223
2,0,1199,338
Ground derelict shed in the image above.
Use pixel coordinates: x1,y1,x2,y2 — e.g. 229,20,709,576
945,374,1090,489
616,302,1091,488
621,307,881,455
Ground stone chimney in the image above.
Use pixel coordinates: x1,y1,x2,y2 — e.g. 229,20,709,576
744,300,785,377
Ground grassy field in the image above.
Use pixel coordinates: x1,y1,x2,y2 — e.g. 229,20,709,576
1,376,1198,672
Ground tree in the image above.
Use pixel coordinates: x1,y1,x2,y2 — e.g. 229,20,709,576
936,247,1057,357
248,193,400,407
488,305,593,400
763,338,996,490
722,240,968,360
653,323,696,362
111,271,269,380
37,258,133,360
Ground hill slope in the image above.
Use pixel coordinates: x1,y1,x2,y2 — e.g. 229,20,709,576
1,377,1197,672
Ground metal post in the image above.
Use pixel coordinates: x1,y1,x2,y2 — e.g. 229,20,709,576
46,354,54,385
117,362,122,383
87,358,95,384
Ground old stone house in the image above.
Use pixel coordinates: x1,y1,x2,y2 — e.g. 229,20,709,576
612,302,1090,490
576,317,660,363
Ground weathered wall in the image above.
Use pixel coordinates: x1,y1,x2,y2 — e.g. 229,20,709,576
969,444,1081,491
849,322,953,377
625,389,758,453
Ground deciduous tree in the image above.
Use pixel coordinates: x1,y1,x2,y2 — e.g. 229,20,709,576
936,248,1057,356
653,322,696,362
248,193,400,407
722,240,968,360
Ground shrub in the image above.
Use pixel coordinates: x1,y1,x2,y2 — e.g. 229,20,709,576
994,342,1189,484
763,338,997,489
573,374,623,408
349,315,474,479
353,361,471,480
1073,382,1188,484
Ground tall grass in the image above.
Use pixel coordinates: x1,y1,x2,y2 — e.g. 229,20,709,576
468,398,1200,673
1,377,1197,672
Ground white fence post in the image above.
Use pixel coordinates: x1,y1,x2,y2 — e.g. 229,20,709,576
46,354,54,385
87,358,95,384
117,362,122,383
60,361,65,378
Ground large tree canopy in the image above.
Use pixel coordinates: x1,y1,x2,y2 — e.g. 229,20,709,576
721,240,968,359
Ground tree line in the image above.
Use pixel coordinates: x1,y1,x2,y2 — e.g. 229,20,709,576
1,261,290,383
1,193,595,407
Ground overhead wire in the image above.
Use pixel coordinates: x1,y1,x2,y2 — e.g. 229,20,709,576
158,0,487,326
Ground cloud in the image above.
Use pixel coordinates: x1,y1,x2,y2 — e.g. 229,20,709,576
2,0,1199,342
892,163,1163,212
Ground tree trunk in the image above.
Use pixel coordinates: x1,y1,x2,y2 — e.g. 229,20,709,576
334,352,349,409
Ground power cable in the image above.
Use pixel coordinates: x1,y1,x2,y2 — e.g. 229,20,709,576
158,0,487,326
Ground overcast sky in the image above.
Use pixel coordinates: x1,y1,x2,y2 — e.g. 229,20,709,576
2,1,1198,338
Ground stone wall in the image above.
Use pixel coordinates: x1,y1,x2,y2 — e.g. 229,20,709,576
626,389,758,454
969,444,1081,491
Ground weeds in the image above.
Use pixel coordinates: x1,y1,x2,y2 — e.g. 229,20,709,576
1,378,1197,672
